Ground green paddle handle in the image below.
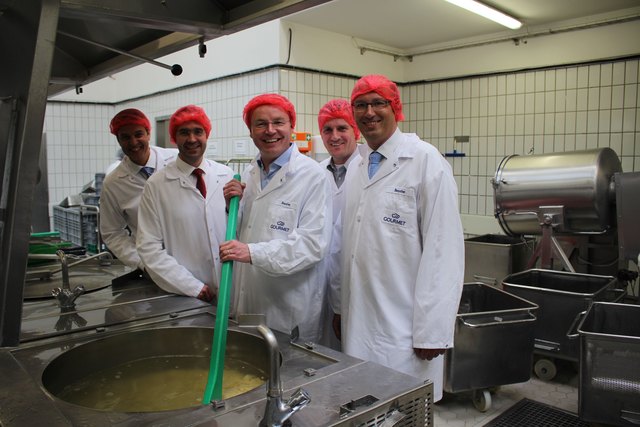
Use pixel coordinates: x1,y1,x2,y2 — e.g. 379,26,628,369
203,174,241,403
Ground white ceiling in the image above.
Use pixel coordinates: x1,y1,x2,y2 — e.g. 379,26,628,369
284,0,640,52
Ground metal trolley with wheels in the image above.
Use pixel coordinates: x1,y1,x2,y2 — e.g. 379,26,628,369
444,282,538,412
577,302,640,426
501,269,622,381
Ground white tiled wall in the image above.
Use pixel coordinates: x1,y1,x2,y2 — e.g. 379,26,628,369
44,103,115,206
44,58,640,229
280,69,359,138
402,59,640,218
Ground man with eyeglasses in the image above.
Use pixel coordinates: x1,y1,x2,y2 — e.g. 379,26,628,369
137,105,235,302
338,75,464,402
315,99,361,350
100,108,177,271
220,94,332,343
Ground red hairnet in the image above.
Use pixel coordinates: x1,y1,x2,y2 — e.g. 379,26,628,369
350,74,404,122
109,108,151,135
243,94,296,129
169,105,212,143
317,99,360,140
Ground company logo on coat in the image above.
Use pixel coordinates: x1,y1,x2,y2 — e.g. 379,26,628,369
270,220,290,232
383,212,406,226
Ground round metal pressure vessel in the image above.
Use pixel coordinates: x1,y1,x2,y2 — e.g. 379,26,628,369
492,148,621,236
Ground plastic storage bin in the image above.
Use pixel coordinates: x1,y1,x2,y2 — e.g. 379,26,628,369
577,302,640,426
53,205,99,252
444,282,538,412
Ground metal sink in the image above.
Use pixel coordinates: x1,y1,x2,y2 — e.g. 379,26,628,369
2,277,433,426
41,326,272,412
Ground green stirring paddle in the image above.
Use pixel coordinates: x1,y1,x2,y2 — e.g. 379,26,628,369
203,174,241,404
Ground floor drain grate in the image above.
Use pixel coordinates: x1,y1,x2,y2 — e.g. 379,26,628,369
483,398,589,427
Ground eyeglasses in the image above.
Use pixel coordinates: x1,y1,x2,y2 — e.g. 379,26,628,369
352,100,391,112
252,120,290,130
177,127,205,137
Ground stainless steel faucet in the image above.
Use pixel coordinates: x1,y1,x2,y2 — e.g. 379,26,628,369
51,250,86,309
238,314,311,427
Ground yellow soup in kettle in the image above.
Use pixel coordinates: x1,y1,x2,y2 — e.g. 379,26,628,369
56,356,267,412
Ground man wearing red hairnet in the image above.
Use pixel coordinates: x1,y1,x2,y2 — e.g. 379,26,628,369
100,108,177,271
220,94,332,343
137,105,235,302
339,75,464,402
316,99,362,350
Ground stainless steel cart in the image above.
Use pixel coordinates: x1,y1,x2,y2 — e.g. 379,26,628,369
502,269,621,381
444,282,538,412
577,302,640,426
464,234,533,286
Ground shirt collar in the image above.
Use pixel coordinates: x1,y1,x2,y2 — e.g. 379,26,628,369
143,147,157,169
366,127,401,159
257,143,293,171
176,156,205,175
328,149,360,171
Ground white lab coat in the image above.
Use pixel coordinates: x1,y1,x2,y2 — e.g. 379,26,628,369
100,146,177,269
137,157,234,298
233,145,332,343
318,150,361,349
340,128,464,402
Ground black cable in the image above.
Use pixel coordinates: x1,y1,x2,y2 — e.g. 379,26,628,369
285,28,292,65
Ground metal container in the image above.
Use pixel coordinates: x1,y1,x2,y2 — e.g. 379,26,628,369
502,269,618,365
4,277,434,427
577,302,640,426
464,234,534,286
444,283,537,411
493,148,621,236
41,327,271,412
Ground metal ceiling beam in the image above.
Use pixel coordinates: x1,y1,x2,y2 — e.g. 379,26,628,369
48,0,335,97
48,32,201,97
59,0,227,35
58,0,334,35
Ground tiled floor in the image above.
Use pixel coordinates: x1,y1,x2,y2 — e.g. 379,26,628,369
434,359,580,427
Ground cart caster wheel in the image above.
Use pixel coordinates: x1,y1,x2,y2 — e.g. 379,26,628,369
534,358,557,381
472,389,492,412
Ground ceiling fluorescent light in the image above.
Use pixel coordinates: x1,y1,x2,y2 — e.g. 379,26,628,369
444,0,522,29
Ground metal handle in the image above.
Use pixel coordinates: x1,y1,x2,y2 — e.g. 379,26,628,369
566,310,587,339
534,339,560,352
621,409,640,425
460,311,536,328
473,274,497,286
606,288,627,303
379,409,406,427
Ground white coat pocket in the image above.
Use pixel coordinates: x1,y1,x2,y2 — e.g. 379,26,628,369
379,186,416,234
265,200,298,236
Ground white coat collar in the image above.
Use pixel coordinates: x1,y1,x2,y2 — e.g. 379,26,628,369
166,157,224,180
358,128,418,185
113,146,166,179
248,143,304,196
361,127,418,160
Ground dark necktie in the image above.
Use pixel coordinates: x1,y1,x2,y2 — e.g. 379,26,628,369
192,168,207,198
140,166,155,179
368,151,383,179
